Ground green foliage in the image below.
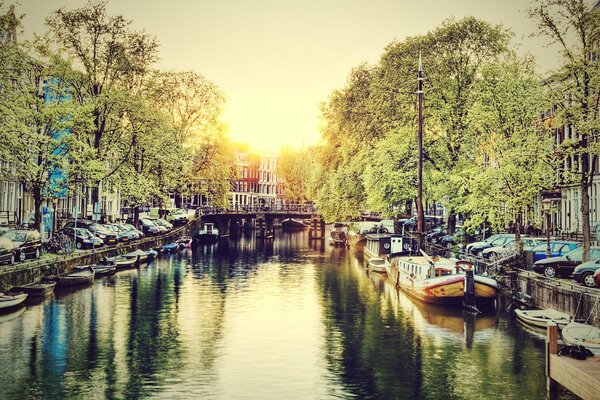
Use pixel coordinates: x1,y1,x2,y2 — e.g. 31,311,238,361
277,147,311,203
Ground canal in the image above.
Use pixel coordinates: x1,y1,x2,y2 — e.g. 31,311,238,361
0,231,573,399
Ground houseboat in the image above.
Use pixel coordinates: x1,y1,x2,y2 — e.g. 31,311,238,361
195,223,219,243
363,233,415,260
386,255,498,306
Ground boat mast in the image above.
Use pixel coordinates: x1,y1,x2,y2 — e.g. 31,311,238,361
417,51,424,250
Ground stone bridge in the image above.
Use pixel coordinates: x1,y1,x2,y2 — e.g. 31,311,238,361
195,205,325,239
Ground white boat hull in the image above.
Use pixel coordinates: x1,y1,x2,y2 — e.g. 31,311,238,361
514,309,571,329
0,293,28,310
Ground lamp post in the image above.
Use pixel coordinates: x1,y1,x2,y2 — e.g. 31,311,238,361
542,198,552,258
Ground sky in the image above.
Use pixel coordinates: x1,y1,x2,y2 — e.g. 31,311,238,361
15,0,561,152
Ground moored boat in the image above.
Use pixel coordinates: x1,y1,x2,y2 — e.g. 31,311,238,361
329,230,347,246
0,292,28,311
176,236,193,248
110,255,138,269
90,264,116,276
514,308,571,329
194,223,219,243
55,266,95,287
124,249,149,264
561,321,600,354
367,257,387,274
14,281,56,297
145,249,158,260
364,233,414,260
162,243,179,253
386,256,498,306
281,218,309,231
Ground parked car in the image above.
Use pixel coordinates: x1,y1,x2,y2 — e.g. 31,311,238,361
482,237,543,260
573,259,600,287
149,217,173,231
0,242,14,264
466,234,514,256
531,241,580,262
149,207,189,226
138,218,162,236
105,224,133,243
2,229,42,262
63,220,118,245
60,227,104,249
533,247,600,278
117,223,144,239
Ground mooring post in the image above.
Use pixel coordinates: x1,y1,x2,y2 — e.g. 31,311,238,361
463,268,479,312
546,322,558,400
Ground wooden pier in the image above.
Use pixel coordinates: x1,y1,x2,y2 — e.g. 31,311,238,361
547,322,600,399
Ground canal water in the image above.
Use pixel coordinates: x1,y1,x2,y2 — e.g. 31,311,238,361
0,231,572,399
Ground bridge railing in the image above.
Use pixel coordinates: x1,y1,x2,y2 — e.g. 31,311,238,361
196,204,317,216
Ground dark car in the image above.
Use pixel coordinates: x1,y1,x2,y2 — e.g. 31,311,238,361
60,227,104,250
533,247,600,278
138,218,161,236
0,242,14,265
104,224,131,243
2,229,42,262
531,241,580,262
117,223,144,240
573,259,600,287
465,234,514,256
63,220,118,245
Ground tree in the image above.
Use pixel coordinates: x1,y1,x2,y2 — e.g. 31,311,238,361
528,0,600,261
458,57,554,251
46,0,159,208
0,40,100,231
277,147,311,204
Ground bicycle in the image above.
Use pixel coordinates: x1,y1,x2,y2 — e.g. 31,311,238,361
43,232,75,255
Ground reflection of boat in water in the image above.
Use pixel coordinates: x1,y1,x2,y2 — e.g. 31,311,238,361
329,230,347,246
514,308,570,329
388,278,496,342
387,256,498,306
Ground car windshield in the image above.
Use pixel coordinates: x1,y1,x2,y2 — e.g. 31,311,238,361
4,231,26,243
566,248,583,261
173,209,186,216
75,228,92,237
142,219,156,226
490,236,510,246
124,224,136,230
484,235,501,244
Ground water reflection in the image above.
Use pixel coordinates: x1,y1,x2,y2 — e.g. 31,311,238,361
0,231,568,399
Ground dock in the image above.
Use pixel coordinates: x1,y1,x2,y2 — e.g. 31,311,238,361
547,322,600,399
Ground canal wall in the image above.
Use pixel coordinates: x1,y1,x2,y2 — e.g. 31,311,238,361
0,219,200,292
503,271,600,327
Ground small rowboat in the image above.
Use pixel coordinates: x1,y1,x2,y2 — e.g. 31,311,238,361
91,264,116,276
110,256,138,269
0,292,28,311
14,281,56,297
367,257,387,274
145,249,158,260
175,236,193,249
55,266,95,287
514,308,571,329
162,243,179,253
124,249,148,264
561,321,600,354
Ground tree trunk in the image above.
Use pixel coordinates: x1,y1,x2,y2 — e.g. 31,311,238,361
175,193,182,208
447,213,457,235
515,212,523,254
581,172,591,262
33,186,42,233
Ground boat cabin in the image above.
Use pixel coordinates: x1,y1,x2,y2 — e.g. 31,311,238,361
364,234,415,259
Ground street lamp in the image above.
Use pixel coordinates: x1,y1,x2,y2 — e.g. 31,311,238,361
542,198,552,258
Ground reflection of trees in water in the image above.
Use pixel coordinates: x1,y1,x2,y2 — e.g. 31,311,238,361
317,255,549,400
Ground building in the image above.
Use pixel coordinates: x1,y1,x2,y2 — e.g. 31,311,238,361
230,145,285,209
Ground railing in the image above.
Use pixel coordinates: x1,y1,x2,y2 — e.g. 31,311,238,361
197,204,317,216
